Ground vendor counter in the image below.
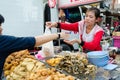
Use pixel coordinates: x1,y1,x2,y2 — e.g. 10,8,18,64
2,50,120,80
42,52,120,80
95,54,120,80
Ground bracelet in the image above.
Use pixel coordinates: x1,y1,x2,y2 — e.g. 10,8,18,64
57,33,60,39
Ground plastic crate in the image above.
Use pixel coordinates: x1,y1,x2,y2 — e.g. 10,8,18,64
112,36,120,48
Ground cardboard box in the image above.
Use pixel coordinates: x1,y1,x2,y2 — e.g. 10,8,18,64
112,32,120,36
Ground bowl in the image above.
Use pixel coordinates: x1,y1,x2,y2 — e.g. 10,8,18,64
87,51,109,67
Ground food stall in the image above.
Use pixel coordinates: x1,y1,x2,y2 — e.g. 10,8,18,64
3,0,120,80
3,49,120,80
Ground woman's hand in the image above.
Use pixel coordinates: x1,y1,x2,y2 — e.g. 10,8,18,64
46,22,58,28
64,39,81,45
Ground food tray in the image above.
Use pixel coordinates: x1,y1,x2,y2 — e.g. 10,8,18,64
40,54,96,80
39,59,79,80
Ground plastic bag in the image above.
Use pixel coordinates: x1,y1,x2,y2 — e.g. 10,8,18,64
41,27,55,57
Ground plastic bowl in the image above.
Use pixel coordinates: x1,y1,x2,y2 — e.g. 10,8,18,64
87,51,109,67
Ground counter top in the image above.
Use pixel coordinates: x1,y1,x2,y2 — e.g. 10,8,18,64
95,54,120,80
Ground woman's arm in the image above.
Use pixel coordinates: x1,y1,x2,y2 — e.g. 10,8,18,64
46,22,79,32
59,22,79,32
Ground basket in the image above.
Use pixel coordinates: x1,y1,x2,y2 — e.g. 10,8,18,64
112,36,120,48
87,51,109,67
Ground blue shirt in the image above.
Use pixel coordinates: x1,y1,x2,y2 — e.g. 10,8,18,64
0,35,35,77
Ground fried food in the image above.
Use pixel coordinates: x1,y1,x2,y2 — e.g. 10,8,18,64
46,57,62,66
4,49,35,76
6,58,45,80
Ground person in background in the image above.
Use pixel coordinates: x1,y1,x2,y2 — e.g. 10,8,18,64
46,7,104,52
96,15,103,26
0,14,69,79
59,9,66,22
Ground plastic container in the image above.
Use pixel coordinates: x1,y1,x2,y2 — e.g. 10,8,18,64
112,36,120,48
87,51,109,67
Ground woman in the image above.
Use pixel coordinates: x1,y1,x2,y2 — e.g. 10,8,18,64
0,14,69,79
46,7,104,52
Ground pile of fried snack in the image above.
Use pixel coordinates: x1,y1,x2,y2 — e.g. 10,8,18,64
4,50,75,80
46,53,97,79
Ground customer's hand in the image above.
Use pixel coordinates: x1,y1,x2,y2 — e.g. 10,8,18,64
46,22,58,28
59,32,70,39
64,39,81,45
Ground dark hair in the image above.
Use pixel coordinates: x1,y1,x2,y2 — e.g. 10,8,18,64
0,14,4,24
87,7,100,19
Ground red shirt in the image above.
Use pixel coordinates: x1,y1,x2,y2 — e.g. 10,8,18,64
59,20,104,51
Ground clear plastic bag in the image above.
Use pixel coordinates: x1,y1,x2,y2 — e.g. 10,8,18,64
42,27,55,57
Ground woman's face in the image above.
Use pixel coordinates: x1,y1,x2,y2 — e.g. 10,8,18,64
84,11,97,27
0,25,3,35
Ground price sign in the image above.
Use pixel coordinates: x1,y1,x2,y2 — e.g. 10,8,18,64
58,0,102,8
48,0,56,8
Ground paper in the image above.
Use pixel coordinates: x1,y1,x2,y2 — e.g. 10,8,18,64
103,64,118,70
